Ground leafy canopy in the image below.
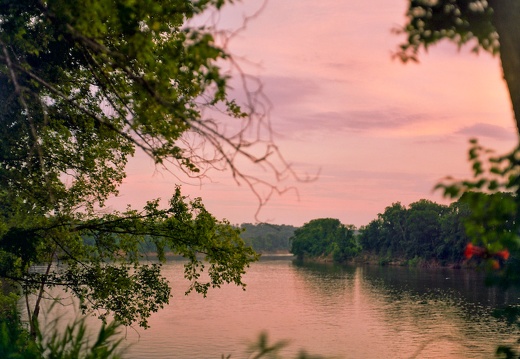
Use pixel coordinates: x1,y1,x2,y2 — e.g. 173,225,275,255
396,0,498,62
359,199,469,264
290,218,359,263
0,0,263,333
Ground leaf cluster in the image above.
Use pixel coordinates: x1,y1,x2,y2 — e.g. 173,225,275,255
0,186,258,329
436,139,520,284
395,0,498,62
0,0,248,214
0,0,263,332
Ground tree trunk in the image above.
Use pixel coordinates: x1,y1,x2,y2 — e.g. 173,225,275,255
29,249,56,339
490,0,520,138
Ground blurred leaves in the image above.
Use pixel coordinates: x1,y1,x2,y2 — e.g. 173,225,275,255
221,332,330,359
436,139,520,277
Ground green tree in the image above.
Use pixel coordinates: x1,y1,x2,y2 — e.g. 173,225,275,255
437,200,470,263
358,218,383,253
378,202,408,257
437,140,519,275
0,0,276,336
405,200,448,259
397,0,520,133
359,199,469,265
397,0,520,268
290,218,359,262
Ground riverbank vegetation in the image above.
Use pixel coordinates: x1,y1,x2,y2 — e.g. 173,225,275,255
240,196,500,269
0,0,272,352
289,218,360,263
287,198,474,268
357,199,470,267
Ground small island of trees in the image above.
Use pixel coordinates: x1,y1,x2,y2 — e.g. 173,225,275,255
238,198,479,268
290,218,360,262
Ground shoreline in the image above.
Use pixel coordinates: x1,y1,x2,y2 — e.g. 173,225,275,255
294,252,468,269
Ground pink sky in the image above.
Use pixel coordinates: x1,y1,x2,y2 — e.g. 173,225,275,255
106,0,517,228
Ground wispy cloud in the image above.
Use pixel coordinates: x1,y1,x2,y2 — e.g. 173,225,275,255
263,76,321,106
456,123,516,140
277,108,433,134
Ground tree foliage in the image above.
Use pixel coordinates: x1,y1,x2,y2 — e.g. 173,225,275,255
437,139,520,280
290,218,359,263
0,0,268,335
396,0,498,61
359,199,469,265
397,0,520,134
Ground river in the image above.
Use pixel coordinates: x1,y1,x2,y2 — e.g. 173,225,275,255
37,256,520,358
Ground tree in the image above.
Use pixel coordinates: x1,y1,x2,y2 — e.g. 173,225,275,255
396,0,520,267
437,200,470,263
399,0,520,343
358,219,383,253
405,199,448,259
358,199,469,265
396,0,520,134
290,218,359,262
0,0,286,336
378,202,408,257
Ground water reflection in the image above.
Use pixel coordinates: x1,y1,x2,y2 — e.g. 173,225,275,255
360,265,520,308
290,261,520,358
291,261,355,305
27,259,520,358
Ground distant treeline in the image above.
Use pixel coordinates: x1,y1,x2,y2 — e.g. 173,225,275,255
239,223,296,253
290,199,472,267
88,223,297,255
131,198,473,266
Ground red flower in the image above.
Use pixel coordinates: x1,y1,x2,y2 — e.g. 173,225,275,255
496,249,510,261
464,243,485,259
464,243,511,270
490,259,500,270
464,243,473,259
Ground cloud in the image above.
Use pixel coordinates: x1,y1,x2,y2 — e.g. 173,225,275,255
262,75,321,106
276,108,432,134
226,74,321,116
455,123,516,140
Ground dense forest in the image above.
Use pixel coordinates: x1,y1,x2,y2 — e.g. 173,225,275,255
105,223,295,255
358,199,470,266
289,198,475,267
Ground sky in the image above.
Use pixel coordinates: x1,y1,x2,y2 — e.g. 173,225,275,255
106,0,517,228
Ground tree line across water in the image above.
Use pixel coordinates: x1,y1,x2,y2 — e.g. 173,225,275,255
243,198,478,267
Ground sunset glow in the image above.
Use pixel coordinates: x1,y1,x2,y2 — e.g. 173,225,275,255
107,0,517,228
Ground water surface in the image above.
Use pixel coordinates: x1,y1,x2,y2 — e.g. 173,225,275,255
117,258,520,358
32,257,520,358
